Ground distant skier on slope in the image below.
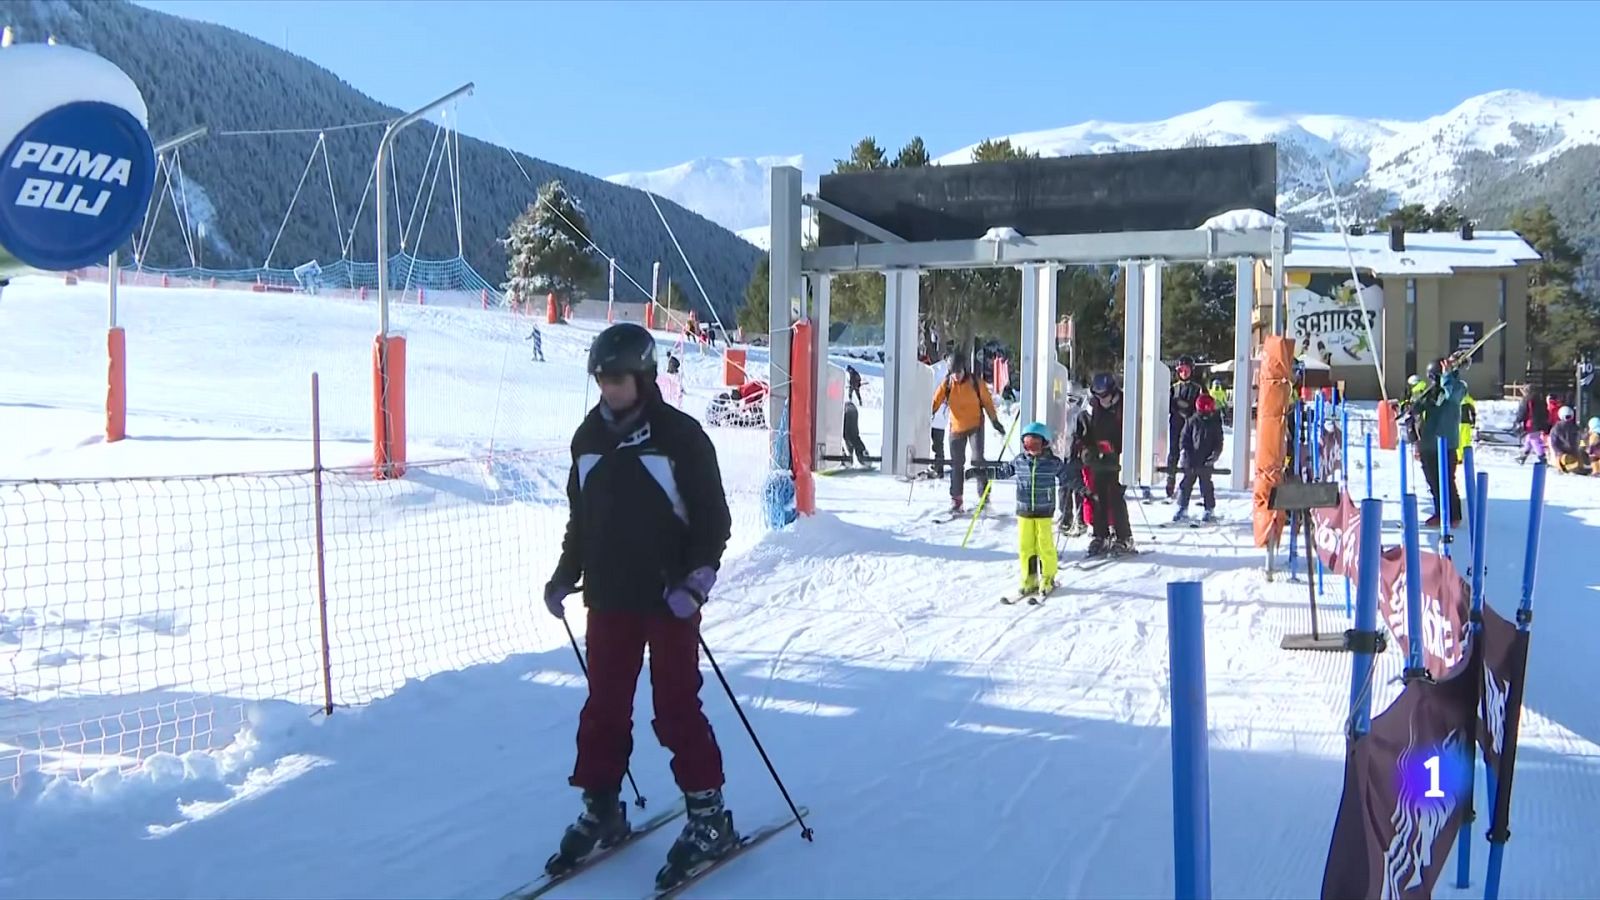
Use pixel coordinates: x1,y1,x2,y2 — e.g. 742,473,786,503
1072,373,1134,557
1165,355,1204,499
526,324,545,362
541,322,740,884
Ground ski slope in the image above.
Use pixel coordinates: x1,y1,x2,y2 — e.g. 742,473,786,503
2,276,1599,899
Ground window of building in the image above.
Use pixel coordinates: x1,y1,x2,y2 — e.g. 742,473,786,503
1405,277,1418,378
1498,274,1508,386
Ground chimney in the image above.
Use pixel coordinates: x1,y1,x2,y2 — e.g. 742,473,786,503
1389,220,1405,252
1460,220,1475,241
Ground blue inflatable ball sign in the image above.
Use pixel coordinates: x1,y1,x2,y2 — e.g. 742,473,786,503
0,100,157,271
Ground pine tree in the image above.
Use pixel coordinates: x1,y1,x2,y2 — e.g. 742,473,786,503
1510,202,1599,366
893,137,930,168
500,180,600,310
1161,262,1237,363
738,255,770,338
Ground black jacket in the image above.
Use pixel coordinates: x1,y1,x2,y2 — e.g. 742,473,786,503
1179,413,1225,469
554,398,733,613
1073,395,1124,472
1170,378,1204,421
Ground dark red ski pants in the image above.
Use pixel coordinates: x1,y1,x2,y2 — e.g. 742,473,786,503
570,608,725,794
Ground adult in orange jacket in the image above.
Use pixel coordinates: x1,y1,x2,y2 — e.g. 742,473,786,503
931,352,1006,514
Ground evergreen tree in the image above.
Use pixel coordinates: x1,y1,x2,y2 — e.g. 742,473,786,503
1377,202,1467,232
501,180,600,307
893,136,931,168
1056,266,1121,381
1510,202,1600,366
738,255,770,338
835,137,890,173
1161,262,1237,362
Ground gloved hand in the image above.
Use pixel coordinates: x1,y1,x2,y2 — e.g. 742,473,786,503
664,566,717,619
991,418,1005,437
544,579,578,619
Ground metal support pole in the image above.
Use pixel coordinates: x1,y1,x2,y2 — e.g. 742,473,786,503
1121,261,1144,486
1401,493,1426,679
1230,258,1254,490
1348,498,1383,739
376,84,474,337
768,166,802,458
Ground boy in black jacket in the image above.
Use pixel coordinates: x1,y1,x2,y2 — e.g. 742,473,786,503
1174,394,1224,523
1072,373,1135,556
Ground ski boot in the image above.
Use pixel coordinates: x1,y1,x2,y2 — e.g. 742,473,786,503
1110,536,1137,557
1039,576,1056,594
656,789,739,890
1201,509,1217,524
545,790,631,876
949,497,964,516
1164,475,1176,501
1085,536,1109,557
1171,506,1189,524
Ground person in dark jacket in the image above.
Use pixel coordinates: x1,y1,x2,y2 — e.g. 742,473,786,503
1165,355,1204,499
1072,373,1135,556
1007,421,1078,595
1413,357,1469,527
842,400,872,466
1174,394,1224,523
541,322,739,884
846,364,863,405
1515,383,1550,464
1549,405,1589,473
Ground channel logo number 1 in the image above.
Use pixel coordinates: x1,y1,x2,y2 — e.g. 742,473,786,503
1423,754,1447,799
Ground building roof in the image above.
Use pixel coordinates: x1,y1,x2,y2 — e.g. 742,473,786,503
1282,230,1540,276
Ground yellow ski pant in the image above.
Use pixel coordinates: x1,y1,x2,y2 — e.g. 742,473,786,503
1018,516,1058,586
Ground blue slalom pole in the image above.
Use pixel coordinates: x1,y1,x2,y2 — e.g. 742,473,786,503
1438,436,1453,559
1462,444,1479,548
1401,493,1425,678
1348,498,1383,739
1289,396,1303,571
1456,471,1490,888
1166,581,1212,900
1364,431,1373,500
1399,438,1409,501
1484,461,1547,900
1313,395,1324,596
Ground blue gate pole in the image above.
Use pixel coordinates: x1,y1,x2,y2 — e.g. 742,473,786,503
1437,435,1453,558
1401,493,1426,677
1456,471,1490,888
1484,460,1548,900
1462,445,1479,549
1364,431,1373,500
1399,438,1409,500
1348,498,1383,738
1289,397,1303,570
1312,395,1324,596
1166,581,1212,900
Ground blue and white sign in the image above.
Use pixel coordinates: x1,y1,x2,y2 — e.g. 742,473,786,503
0,100,156,271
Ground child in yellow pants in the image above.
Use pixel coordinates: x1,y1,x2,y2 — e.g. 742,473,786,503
1009,421,1079,596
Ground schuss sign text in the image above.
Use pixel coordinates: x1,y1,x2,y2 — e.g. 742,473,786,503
8,141,135,218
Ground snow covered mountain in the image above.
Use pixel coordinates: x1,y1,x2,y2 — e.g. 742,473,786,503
613,90,1600,245
605,155,815,236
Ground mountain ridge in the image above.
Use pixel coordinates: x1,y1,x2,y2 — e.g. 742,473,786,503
2,0,761,317
610,90,1600,276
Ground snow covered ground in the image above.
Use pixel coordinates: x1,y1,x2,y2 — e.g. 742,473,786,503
2,275,1599,899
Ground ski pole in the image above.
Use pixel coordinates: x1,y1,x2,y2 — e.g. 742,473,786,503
560,613,648,809
961,411,1023,549
698,635,814,841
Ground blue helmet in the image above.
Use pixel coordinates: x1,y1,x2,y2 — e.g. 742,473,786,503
1022,421,1051,443
1091,372,1119,396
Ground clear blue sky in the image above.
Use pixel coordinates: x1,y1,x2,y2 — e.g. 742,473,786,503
135,0,1600,178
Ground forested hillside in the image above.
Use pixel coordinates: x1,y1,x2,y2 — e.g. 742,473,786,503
0,0,760,317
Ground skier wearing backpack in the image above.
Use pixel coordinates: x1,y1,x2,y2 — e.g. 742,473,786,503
930,351,1006,515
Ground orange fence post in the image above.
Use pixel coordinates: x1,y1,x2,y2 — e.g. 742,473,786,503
790,320,815,516
645,302,656,330
546,292,559,325
106,327,126,442
372,334,408,479
723,348,747,387
1252,336,1294,549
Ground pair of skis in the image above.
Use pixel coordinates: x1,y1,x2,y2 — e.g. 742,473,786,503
1000,587,1056,606
503,803,810,900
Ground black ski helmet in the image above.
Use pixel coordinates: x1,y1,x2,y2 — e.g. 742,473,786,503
948,351,970,375
1177,354,1195,369
1426,359,1442,383
588,322,659,380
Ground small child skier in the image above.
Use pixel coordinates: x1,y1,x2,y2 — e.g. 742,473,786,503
1173,394,1224,523
1010,421,1076,597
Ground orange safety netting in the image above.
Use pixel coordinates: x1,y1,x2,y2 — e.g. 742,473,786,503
1251,335,1293,549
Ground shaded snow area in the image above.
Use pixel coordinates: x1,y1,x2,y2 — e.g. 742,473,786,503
2,276,1599,898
